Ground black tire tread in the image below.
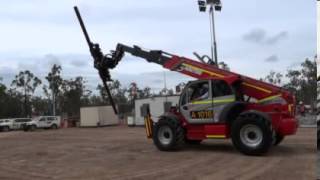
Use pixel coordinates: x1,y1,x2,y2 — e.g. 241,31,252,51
273,133,284,146
153,116,185,151
231,112,273,156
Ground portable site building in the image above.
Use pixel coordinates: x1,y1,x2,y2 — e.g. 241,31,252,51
80,106,119,127
134,95,180,126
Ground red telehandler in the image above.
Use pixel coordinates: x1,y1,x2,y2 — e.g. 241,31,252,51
74,7,297,155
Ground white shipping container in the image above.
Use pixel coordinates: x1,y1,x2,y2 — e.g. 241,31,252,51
80,106,119,127
134,96,180,126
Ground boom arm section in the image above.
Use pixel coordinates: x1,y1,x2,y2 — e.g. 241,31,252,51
101,43,293,105
74,6,294,116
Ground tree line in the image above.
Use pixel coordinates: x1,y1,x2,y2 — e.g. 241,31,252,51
0,64,163,119
262,58,317,106
0,57,316,118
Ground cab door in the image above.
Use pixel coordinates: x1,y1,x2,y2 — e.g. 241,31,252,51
180,80,214,124
211,80,235,123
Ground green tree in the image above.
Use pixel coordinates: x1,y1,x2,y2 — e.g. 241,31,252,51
11,70,41,117
45,64,63,115
0,77,6,102
32,96,50,116
88,95,105,106
0,77,5,95
0,88,24,118
61,76,91,116
283,58,316,105
264,71,283,86
0,77,8,117
141,87,152,98
127,82,138,101
97,80,128,104
299,58,317,105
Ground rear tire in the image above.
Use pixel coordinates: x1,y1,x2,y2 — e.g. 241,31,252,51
231,113,273,156
51,124,58,129
29,125,36,131
153,117,184,151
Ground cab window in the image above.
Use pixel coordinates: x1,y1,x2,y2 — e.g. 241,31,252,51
189,81,210,102
212,80,232,97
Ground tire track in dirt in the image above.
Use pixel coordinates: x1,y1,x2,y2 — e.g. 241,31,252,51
0,162,54,180
109,152,246,180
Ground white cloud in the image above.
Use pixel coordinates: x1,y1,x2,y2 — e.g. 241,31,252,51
0,0,316,94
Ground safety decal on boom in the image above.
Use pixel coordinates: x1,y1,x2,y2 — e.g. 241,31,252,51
175,63,225,78
190,110,214,119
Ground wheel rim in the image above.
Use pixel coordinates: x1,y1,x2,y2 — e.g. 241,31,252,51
158,126,173,145
240,124,263,148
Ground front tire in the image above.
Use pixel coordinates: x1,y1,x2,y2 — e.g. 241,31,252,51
1,126,9,132
273,133,284,146
231,113,273,156
153,117,184,151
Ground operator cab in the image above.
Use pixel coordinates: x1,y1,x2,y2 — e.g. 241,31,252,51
179,79,236,124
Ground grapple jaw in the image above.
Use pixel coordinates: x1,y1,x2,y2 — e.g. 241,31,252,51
91,43,125,82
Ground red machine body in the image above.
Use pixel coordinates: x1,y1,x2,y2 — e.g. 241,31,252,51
74,6,298,155
96,43,298,155
159,55,298,140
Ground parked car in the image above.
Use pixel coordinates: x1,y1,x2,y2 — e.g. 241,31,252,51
12,118,32,130
23,116,61,131
0,118,32,132
0,119,13,132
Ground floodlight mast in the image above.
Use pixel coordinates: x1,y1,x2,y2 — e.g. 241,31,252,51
197,0,222,66
209,5,218,66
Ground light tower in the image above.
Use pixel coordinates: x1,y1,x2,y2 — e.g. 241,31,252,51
197,0,222,65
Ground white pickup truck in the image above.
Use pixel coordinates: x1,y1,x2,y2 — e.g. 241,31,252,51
23,116,61,131
12,118,32,130
0,118,32,132
0,119,13,132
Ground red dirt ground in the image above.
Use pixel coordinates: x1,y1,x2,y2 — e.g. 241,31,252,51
0,127,316,180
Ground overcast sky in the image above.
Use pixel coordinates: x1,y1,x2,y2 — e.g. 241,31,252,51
0,0,316,94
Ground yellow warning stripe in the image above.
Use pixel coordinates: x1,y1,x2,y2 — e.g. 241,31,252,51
145,117,149,137
145,116,152,138
243,82,272,94
182,63,225,78
288,104,293,114
192,98,235,105
257,94,282,103
206,135,226,138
